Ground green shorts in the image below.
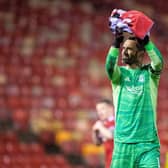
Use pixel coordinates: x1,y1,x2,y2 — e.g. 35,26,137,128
111,141,160,168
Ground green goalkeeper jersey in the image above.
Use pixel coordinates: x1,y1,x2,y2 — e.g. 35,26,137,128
105,41,163,143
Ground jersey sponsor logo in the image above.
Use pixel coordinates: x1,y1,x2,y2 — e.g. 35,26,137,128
124,74,145,94
125,85,143,95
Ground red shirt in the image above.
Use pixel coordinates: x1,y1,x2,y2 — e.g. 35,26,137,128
103,116,115,168
121,10,154,39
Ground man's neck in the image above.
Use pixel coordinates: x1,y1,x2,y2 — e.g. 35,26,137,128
126,63,142,69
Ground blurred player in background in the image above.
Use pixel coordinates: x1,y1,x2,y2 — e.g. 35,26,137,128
92,99,115,168
106,17,164,167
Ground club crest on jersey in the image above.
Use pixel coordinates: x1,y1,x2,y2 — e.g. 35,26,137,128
138,75,145,83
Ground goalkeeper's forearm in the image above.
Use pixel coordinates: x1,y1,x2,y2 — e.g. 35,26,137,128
145,41,164,73
105,47,119,80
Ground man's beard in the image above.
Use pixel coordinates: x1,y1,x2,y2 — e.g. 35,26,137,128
122,54,139,65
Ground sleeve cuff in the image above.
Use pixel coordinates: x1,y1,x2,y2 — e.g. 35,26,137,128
145,41,154,51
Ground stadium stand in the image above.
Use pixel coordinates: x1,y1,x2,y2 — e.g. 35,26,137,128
0,0,167,167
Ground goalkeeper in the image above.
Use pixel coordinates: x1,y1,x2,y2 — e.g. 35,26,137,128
106,20,164,167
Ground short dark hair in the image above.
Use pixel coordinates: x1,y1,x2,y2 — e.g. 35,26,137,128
97,98,113,106
127,36,145,51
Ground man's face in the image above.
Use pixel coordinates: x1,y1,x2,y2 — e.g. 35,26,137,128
96,103,113,121
122,39,142,65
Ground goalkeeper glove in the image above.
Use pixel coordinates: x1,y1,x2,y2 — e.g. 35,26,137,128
113,31,124,48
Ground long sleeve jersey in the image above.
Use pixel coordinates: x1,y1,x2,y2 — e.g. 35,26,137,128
105,41,163,143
